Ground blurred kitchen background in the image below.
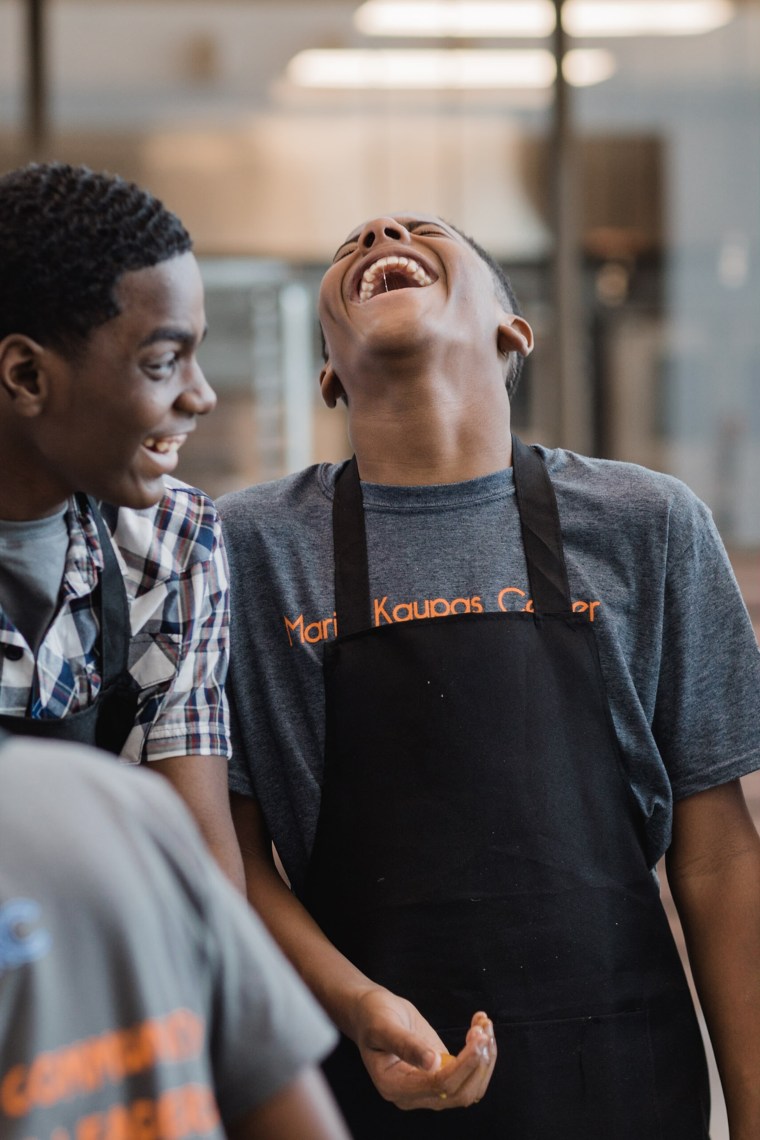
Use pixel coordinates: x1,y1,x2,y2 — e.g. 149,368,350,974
1,2,757,535
2,5,758,1131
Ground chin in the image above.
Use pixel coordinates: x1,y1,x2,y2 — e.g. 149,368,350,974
95,476,166,511
127,483,167,511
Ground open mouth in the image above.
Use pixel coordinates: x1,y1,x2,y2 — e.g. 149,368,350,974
142,434,187,456
357,255,438,303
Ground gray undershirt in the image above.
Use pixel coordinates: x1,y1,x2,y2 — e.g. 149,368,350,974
0,508,69,652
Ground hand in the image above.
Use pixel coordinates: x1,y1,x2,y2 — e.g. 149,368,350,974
352,989,496,1111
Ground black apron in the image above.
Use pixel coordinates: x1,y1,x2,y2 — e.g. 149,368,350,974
305,437,710,1138
0,497,140,755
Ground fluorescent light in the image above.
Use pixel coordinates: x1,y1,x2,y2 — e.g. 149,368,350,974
354,1,556,38
286,48,613,90
353,0,735,39
563,0,734,37
288,48,555,89
562,48,615,85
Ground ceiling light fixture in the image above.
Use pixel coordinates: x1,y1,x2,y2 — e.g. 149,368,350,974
353,0,735,39
563,0,734,37
354,1,556,38
562,47,615,85
285,47,614,90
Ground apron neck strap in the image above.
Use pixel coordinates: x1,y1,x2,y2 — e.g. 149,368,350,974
76,494,132,682
332,437,572,636
332,459,372,636
511,434,572,614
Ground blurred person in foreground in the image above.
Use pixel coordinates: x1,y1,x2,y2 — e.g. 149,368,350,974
0,727,349,1140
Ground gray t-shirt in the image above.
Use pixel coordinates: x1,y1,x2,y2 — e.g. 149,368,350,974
0,737,337,1137
218,447,760,896
0,509,68,652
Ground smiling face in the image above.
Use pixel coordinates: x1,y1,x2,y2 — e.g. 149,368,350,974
318,212,532,408
3,251,215,516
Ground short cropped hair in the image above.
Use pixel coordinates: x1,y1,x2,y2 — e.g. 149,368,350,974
0,162,192,354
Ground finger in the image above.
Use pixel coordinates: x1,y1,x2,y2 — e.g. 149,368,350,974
367,1055,452,1111
464,1015,497,1104
432,1019,496,1107
364,1023,442,1073
467,1029,497,1105
374,1034,492,1114
468,1014,496,1069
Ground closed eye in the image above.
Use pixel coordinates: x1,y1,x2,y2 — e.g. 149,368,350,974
410,225,449,238
332,242,358,263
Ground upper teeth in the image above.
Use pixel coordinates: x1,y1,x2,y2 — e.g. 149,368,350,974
359,256,434,302
144,437,182,454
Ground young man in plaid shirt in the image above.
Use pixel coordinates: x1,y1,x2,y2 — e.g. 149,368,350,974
0,162,243,889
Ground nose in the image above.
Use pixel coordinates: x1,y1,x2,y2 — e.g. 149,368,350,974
357,216,412,250
176,361,217,417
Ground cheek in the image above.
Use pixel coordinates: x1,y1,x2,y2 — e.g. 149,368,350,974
120,381,169,421
318,310,343,363
318,269,348,321
81,393,161,445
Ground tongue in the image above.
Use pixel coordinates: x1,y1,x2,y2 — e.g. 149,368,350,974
383,271,418,292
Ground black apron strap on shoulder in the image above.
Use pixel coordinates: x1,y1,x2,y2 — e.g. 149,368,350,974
332,458,372,636
511,434,572,614
333,444,571,627
79,495,132,683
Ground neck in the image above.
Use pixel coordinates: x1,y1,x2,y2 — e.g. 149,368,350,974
0,429,69,521
346,359,513,486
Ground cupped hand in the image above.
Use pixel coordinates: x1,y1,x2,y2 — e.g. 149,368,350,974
353,990,496,1112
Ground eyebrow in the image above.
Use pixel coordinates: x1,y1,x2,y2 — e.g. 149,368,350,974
138,325,208,349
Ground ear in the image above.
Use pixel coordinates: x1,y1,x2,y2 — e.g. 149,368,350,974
497,315,534,359
319,362,346,409
0,335,49,416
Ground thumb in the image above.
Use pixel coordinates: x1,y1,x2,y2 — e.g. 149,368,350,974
366,1022,440,1072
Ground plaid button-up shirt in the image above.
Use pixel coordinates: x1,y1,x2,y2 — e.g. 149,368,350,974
0,479,231,763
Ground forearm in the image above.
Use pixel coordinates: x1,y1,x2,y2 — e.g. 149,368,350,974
667,783,760,1138
151,754,246,894
230,793,496,1109
247,858,383,1039
231,795,379,1040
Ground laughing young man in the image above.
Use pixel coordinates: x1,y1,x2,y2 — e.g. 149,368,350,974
218,213,760,1137
0,162,243,888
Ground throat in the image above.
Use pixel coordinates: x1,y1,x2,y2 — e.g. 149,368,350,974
351,403,513,487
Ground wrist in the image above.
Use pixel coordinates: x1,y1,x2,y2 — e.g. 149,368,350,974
341,982,390,1044
305,957,383,1042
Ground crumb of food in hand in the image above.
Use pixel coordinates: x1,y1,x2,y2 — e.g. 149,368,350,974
440,1052,456,1067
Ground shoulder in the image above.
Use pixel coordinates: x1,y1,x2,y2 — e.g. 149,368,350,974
217,463,341,538
541,445,701,508
101,478,225,580
539,446,714,557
